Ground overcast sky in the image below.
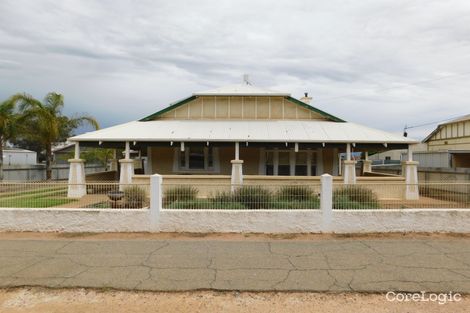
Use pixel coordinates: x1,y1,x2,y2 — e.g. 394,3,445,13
1,0,470,139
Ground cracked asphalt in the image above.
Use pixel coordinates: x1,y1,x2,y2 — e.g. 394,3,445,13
0,237,469,292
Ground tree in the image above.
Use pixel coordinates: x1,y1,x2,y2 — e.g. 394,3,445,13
11,92,99,180
61,147,114,166
0,99,18,180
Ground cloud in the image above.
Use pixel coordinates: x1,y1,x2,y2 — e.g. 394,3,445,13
0,0,470,140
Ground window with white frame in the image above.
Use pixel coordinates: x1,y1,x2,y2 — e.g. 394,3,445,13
175,146,218,172
264,149,316,176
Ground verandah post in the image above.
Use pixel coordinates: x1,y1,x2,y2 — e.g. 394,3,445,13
343,143,357,184
150,174,162,231
320,174,333,231
231,141,244,192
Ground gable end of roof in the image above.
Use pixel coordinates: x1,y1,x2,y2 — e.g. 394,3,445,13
139,95,346,122
139,96,197,121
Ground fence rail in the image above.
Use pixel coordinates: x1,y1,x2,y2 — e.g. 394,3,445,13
0,181,150,209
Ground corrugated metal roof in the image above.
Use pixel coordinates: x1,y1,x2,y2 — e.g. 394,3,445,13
193,84,290,96
445,114,470,124
70,120,417,144
422,113,470,142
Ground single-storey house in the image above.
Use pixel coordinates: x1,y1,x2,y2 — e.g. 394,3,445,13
67,82,419,199
421,114,470,168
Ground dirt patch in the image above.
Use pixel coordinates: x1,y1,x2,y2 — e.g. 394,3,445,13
0,288,468,313
0,231,468,242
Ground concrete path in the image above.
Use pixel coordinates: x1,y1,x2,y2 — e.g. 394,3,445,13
0,237,469,292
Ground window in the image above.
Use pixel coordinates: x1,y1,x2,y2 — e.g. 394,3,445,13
177,146,218,172
264,149,317,176
295,152,307,176
278,152,290,176
188,147,205,169
266,151,274,175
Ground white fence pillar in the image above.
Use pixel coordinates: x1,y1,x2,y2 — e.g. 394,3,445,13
150,174,162,231
320,174,333,231
67,159,86,198
403,161,419,200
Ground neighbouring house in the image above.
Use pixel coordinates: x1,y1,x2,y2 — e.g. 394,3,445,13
371,115,470,183
419,114,470,168
2,148,37,166
67,82,419,199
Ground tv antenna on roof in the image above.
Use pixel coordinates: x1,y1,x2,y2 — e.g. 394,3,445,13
243,74,251,85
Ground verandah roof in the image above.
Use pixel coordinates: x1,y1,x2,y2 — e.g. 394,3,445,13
69,120,417,146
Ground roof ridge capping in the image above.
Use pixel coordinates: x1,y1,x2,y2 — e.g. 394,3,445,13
193,83,291,96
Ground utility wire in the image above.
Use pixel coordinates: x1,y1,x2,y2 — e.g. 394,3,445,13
405,114,466,130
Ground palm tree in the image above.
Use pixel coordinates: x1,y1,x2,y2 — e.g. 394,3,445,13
11,92,99,180
0,99,18,180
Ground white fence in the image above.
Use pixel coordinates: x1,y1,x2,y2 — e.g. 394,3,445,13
0,174,470,233
3,164,106,181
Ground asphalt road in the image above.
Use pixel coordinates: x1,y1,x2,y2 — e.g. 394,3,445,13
0,237,469,292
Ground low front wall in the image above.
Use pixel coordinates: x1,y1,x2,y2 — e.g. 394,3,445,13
0,208,152,232
159,209,470,233
0,207,469,233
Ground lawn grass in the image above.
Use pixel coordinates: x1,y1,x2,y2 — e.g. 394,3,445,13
0,185,74,208
0,196,76,208
0,185,66,197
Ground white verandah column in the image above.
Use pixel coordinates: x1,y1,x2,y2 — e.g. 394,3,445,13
363,151,372,174
119,141,135,191
67,142,86,198
343,143,357,184
231,141,244,191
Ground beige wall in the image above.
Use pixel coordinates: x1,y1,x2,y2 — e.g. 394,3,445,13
218,147,234,175
150,147,175,174
157,96,328,121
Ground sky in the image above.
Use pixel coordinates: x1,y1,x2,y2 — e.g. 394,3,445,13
1,0,470,140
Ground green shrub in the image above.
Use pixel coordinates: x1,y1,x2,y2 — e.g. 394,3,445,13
276,186,318,202
333,186,380,209
167,199,246,210
123,186,147,208
166,199,211,209
210,191,234,203
270,199,320,210
233,186,272,210
164,186,198,203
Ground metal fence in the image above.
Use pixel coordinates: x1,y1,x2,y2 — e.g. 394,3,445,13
0,181,150,209
1,180,469,211
161,182,470,210
162,183,322,210
417,182,470,208
332,182,470,209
